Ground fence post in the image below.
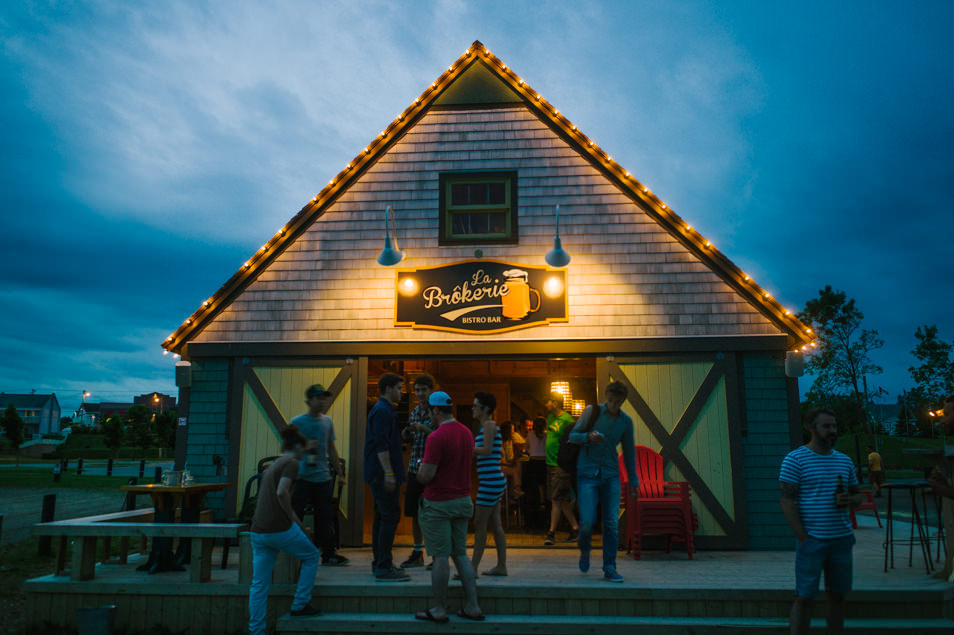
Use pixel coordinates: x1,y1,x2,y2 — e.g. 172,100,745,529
38,494,56,556
154,466,163,483
123,478,138,510
76,457,84,476
106,457,114,477
139,459,145,479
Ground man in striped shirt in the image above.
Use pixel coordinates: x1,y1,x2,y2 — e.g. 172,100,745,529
780,408,863,635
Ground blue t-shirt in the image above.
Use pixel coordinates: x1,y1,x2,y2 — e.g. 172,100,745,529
779,446,858,539
363,397,407,484
291,413,335,483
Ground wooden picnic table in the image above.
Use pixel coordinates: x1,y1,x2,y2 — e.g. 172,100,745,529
120,482,230,573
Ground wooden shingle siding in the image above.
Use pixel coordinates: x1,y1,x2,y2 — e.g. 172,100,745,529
184,359,230,517
740,352,794,549
193,107,783,344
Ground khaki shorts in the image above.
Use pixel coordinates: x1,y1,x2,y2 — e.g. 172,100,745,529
868,470,885,486
419,496,473,558
547,465,575,502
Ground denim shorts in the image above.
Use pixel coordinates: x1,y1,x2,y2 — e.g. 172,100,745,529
795,534,855,598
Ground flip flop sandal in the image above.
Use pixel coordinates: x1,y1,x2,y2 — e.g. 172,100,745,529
482,570,507,577
457,609,486,621
415,609,450,623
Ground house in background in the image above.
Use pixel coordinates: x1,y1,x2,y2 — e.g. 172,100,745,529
133,392,177,413
0,392,61,439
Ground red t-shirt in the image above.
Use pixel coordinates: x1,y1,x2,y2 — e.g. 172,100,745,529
422,420,473,502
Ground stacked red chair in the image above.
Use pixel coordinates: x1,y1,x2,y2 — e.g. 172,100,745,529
619,445,697,560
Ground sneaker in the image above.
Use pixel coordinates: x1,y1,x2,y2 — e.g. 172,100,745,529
603,569,624,583
322,554,349,566
400,551,425,569
290,604,322,617
579,551,590,573
376,567,410,582
564,529,579,542
543,532,555,546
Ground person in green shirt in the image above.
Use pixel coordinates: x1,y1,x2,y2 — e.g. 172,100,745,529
543,393,578,546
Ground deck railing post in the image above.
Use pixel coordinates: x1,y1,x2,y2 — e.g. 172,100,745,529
38,494,56,556
139,459,145,479
154,466,162,483
106,457,113,477
76,457,84,476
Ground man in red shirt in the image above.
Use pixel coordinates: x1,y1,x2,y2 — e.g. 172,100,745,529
414,391,484,623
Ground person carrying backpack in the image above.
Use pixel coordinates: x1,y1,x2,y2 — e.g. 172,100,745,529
543,393,579,546
567,381,637,583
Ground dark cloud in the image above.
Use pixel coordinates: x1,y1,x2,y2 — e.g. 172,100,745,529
2,1,952,411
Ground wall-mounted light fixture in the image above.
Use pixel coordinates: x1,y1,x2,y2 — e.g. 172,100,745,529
545,204,571,267
376,205,403,266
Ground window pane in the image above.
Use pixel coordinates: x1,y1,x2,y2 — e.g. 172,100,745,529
451,183,469,206
488,212,507,234
488,182,506,204
468,183,488,205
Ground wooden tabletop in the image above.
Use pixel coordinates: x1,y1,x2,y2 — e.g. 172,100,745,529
120,483,231,494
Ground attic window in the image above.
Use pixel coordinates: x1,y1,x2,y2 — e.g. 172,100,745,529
439,171,517,244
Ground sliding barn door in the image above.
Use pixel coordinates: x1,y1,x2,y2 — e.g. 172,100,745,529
598,354,747,548
230,358,365,545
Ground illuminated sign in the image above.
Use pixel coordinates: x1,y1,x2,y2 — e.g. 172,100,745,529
394,260,568,334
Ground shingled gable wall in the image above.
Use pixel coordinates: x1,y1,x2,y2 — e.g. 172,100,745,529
191,105,785,344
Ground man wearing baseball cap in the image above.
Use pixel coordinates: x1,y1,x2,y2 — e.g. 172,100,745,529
291,384,348,566
414,391,484,622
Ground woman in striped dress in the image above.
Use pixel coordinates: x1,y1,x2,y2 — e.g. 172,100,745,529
471,391,508,576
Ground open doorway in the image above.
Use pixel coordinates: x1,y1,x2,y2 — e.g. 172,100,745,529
362,357,597,545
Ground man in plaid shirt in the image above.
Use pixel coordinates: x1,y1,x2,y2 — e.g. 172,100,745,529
400,374,438,569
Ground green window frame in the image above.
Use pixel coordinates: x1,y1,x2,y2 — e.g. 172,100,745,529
439,171,518,245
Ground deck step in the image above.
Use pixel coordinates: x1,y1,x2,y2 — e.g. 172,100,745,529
276,613,954,635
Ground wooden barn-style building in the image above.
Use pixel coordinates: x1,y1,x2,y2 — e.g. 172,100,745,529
163,40,813,551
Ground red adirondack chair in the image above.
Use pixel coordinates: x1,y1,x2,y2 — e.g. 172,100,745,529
619,445,697,560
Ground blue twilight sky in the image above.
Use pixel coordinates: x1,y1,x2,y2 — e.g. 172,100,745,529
1,1,952,414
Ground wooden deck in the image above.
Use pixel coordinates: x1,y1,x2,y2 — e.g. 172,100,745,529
22,517,954,634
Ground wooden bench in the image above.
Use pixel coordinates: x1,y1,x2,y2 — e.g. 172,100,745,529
33,521,247,583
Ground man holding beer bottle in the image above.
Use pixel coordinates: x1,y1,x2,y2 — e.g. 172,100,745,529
779,408,863,635
291,384,348,566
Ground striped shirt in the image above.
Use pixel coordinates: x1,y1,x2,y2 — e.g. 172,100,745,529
475,426,506,507
779,446,858,539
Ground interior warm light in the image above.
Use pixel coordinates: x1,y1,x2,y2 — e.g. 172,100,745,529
398,276,419,297
570,400,586,416
543,275,564,298
550,381,571,398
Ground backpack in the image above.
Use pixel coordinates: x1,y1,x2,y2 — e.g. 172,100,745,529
556,404,601,474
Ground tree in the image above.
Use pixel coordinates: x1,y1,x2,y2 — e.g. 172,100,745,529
101,415,125,457
154,410,177,449
59,416,73,429
798,286,884,436
2,404,25,466
125,405,155,457
909,325,954,406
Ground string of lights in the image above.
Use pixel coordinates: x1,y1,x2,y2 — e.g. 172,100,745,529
162,40,815,354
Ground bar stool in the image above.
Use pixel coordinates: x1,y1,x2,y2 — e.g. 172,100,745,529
882,481,933,574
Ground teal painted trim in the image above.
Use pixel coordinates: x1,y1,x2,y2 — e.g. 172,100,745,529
184,358,231,520
740,352,796,549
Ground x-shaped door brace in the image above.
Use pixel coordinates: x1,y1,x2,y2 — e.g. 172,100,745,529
241,362,355,437
604,359,737,535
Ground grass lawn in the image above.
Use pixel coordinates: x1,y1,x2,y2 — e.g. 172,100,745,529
0,538,60,635
0,468,135,490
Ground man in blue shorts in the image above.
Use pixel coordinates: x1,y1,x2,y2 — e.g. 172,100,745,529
780,408,863,635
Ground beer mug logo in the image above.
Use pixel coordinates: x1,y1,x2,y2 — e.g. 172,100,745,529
501,269,541,320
